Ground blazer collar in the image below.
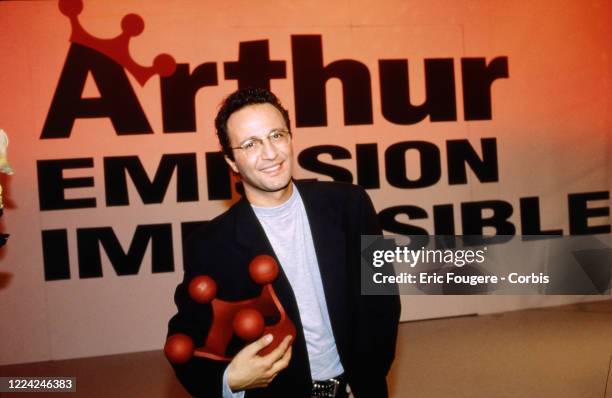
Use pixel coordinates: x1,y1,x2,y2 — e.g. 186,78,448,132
233,195,268,251
233,180,314,251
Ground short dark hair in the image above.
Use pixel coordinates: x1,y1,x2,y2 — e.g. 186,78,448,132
215,87,291,160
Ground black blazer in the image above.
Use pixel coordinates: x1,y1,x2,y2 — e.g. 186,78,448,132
167,180,400,397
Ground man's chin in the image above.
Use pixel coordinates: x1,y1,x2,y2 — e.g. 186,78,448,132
261,178,292,193
241,172,293,195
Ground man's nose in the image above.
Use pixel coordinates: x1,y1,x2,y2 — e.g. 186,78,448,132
260,139,279,159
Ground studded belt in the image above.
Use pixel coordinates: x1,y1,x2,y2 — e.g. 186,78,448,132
311,374,347,398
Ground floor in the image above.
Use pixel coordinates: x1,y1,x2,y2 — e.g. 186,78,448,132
2,300,611,398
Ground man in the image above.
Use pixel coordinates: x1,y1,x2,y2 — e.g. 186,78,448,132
167,87,400,398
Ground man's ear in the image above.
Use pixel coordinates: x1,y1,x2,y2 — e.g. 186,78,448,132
224,155,240,174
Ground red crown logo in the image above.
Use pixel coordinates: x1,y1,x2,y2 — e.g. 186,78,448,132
165,255,297,364
59,0,176,85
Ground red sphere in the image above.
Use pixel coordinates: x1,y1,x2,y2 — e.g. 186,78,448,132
249,255,279,285
164,333,194,364
233,309,265,341
188,276,217,304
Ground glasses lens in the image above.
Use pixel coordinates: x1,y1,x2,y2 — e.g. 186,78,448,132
239,131,290,153
271,130,290,143
241,139,261,152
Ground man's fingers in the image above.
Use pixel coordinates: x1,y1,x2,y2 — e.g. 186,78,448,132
227,334,293,391
242,334,274,356
268,345,292,375
262,335,292,364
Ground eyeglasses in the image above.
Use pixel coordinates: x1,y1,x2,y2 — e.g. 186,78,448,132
231,129,292,154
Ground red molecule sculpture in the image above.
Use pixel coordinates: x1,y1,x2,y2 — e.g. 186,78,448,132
165,255,296,363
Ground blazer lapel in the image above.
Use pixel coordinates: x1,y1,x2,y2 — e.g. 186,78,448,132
294,182,349,349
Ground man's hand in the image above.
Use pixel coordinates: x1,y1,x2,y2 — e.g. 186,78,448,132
226,334,293,392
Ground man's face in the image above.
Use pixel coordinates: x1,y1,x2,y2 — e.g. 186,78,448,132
224,103,293,205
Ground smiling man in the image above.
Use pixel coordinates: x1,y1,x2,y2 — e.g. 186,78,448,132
167,88,400,398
